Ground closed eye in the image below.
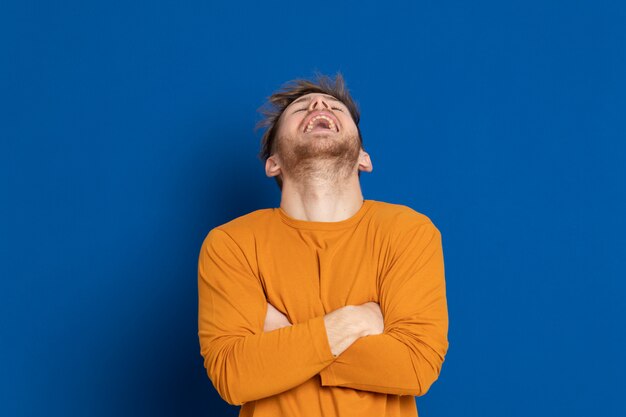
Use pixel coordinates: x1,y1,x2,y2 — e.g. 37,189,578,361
293,107,343,112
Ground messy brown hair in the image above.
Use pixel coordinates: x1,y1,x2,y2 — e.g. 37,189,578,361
254,71,363,190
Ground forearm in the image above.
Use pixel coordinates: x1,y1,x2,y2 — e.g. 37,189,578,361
319,222,449,396
200,315,335,406
319,328,447,396
204,303,373,406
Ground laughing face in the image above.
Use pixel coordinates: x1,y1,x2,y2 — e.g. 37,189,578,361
269,93,365,184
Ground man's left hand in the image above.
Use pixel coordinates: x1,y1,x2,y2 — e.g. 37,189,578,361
264,302,293,332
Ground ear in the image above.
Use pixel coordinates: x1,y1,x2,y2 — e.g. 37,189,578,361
357,149,373,173
265,155,282,178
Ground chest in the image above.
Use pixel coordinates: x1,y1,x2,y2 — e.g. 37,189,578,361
256,231,391,322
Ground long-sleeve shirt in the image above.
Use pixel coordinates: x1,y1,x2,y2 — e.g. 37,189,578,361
197,199,449,417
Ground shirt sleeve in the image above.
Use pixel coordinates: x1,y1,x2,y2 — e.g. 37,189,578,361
318,221,449,396
198,227,336,406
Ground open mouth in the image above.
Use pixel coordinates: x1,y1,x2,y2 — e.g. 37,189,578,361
303,114,338,134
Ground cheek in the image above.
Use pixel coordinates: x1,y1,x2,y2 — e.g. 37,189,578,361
339,117,358,134
278,117,302,136
274,117,289,139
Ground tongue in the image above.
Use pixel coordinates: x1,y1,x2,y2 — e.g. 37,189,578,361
307,119,334,133
317,120,330,128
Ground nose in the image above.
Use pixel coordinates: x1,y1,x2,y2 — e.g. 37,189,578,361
308,94,331,110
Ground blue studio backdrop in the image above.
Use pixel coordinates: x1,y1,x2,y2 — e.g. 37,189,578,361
1,1,625,416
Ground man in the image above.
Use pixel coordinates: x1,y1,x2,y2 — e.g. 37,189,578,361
198,72,449,417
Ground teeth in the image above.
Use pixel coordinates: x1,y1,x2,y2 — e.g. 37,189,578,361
304,115,337,133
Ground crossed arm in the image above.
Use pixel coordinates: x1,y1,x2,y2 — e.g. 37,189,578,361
198,222,448,405
264,301,384,355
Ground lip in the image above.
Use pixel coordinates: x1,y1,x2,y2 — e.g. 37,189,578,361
302,110,340,133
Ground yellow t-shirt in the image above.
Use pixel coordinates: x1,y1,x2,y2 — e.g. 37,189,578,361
197,199,449,417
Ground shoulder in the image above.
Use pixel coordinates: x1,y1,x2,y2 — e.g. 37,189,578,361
368,200,443,256
215,208,273,235
368,199,439,232
201,208,274,253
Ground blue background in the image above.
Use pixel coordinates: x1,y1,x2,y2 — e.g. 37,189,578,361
1,1,625,416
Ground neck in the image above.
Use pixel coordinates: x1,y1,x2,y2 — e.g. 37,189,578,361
279,173,365,222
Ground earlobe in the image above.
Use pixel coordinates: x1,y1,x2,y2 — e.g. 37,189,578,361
265,156,282,178
358,150,373,173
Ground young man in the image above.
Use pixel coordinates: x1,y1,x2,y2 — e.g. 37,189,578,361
197,73,449,417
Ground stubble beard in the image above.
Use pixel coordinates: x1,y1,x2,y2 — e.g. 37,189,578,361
275,129,361,186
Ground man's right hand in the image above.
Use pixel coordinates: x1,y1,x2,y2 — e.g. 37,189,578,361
323,301,384,357
263,300,384,358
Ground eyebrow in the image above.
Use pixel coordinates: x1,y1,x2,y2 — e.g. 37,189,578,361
291,94,342,106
